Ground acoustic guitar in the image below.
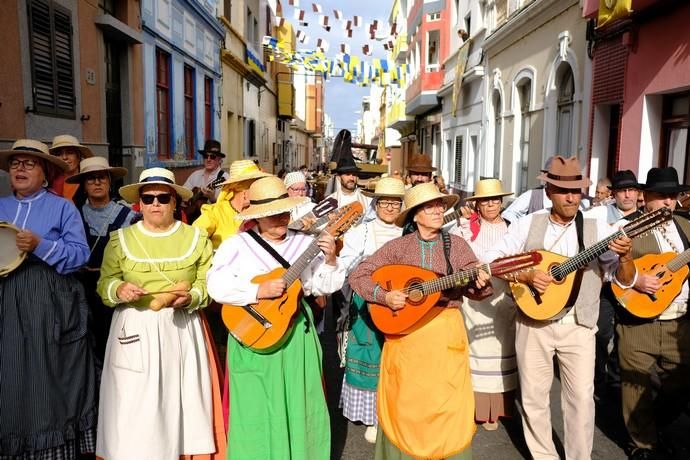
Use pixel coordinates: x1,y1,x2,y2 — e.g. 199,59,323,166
222,202,363,352
611,249,690,318
369,251,543,335
511,207,672,321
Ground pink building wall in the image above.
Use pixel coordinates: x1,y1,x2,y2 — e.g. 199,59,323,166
618,1,690,171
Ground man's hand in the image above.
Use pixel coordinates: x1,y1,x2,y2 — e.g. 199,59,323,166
385,290,407,311
317,233,337,265
634,274,662,295
608,234,633,257
257,279,287,299
475,267,490,289
525,270,553,295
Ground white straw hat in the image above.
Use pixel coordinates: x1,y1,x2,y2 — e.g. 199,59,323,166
119,167,192,203
238,176,309,220
394,182,458,227
362,177,406,198
65,156,128,184
465,178,513,201
49,134,95,159
220,159,271,187
0,139,69,171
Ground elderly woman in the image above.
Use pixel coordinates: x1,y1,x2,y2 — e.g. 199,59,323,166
49,134,94,202
451,178,517,431
96,168,223,460
338,177,405,444
66,157,136,374
207,176,345,459
0,139,96,458
349,182,491,460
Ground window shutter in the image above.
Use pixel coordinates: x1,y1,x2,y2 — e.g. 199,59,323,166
28,0,75,117
454,136,463,184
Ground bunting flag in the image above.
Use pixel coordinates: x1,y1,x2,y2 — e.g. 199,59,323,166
288,0,299,6
597,0,632,28
346,29,353,38
353,16,362,28
296,29,308,43
340,43,351,54
316,38,329,52
262,36,408,87
319,15,331,32
390,23,397,36
312,2,322,13
277,17,286,28
362,44,371,56
451,39,472,117
333,9,342,20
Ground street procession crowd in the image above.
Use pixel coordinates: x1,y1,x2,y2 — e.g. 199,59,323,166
0,128,690,460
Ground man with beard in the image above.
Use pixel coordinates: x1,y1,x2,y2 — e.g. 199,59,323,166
326,142,371,209
406,153,436,186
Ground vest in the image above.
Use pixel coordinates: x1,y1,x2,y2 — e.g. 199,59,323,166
527,187,545,214
524,212,603,328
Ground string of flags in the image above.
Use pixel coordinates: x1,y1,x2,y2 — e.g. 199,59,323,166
263,36,409,87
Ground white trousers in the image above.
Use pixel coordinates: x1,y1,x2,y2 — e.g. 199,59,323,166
516,317,596,460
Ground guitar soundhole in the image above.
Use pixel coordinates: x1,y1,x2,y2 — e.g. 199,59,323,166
550,264,566,284
406,278,425,305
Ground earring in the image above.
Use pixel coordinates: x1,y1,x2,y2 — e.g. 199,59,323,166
42,179,48,188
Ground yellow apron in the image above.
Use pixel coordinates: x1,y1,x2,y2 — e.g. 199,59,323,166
378,308,475,459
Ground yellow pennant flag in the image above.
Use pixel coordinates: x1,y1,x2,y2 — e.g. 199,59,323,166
597,0,632,28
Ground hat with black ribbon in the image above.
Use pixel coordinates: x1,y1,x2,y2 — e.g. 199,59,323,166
237,176,309,220
119,167,192,203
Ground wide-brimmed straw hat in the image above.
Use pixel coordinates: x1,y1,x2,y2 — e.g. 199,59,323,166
536,155,592,189
220,159,271,188
119,167,192,203
65,156,128,184
465,178,513,201
608,170,641,190
641,167,690,194
406,154,437,173
362,177,406,198
237,176,309,220
49,134,95,159
0,139,69,171
394,182,459,227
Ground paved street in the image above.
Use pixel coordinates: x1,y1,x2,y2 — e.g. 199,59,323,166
322,325,690,460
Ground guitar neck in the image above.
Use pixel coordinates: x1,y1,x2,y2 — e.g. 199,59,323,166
667,248,690,272
443,210,461,225
420,264,490,294
282,240,324,286
553,230,622,280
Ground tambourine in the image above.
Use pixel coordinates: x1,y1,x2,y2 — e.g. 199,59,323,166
0,222,26,276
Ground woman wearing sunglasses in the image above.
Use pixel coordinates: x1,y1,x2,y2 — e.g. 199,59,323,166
96,168,225,460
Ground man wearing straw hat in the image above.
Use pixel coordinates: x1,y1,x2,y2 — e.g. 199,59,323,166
193,159,270,249
66,157,136,372
207,176,345,459
49,134,95,202
349,182,491,459
338,177,406,444
482,156,635,460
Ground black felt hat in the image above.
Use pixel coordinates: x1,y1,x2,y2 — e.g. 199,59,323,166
199,139,225,158
330,130,360,174
608,170,641,190
641,167,690,194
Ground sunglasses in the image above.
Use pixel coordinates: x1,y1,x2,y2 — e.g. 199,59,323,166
140,193,173,205
203,154,220,160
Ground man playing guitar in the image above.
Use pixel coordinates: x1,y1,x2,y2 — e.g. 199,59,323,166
482,156,634,460
183,139,229,204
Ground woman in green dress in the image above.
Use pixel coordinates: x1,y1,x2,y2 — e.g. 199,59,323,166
207,176,346,459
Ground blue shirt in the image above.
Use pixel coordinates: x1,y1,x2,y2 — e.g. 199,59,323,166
0,189,89,274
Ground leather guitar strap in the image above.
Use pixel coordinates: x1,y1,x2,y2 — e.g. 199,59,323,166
552,211,586,320
245,230,311,331
441,229,453,276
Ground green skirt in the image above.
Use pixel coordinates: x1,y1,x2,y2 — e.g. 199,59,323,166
375,427,472,460
226,307,330,460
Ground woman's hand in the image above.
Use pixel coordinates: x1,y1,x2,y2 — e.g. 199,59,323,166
317,233,337,265
16,230,40,253
169,291,192,308
384,290,407,311
117,282,148,303
257,279,287,299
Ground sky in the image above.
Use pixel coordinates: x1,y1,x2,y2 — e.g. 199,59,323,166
271,0,394,138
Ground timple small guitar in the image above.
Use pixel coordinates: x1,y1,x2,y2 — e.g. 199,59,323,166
287,197,338,231
369,252,542,335
511,207,672,321
222,202,363,352
611,249,690,318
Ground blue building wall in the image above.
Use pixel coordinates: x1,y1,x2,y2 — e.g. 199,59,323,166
141,0,223,168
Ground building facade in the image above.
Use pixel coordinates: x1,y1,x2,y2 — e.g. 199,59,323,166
0,0,145,180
